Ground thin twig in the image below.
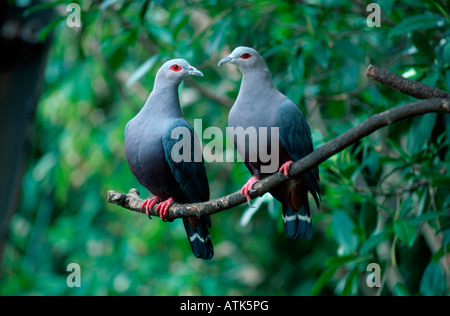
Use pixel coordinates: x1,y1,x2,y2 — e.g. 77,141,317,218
354,179,431,197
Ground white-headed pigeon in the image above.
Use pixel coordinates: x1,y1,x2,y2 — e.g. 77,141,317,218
124,59,214,259
219,47,320,240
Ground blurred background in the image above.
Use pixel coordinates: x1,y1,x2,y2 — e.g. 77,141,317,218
0,0,449,296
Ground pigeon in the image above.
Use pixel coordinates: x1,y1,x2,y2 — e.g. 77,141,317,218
124,59,214,259
218,47,320,240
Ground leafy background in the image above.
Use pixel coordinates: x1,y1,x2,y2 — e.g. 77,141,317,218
1,0,449,296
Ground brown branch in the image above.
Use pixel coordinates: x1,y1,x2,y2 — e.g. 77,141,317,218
108,96,450,220
367,65,450,99
354,179,431,197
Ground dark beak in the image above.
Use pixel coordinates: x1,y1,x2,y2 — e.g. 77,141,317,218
218,56,233,67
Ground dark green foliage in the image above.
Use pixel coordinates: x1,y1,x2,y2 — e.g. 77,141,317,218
1,0,449,295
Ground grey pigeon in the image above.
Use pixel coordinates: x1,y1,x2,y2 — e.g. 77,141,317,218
124,59,213,259
219,47,320,240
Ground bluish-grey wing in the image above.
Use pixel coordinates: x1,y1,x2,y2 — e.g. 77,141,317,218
277,98,320,207
162,118,210,203
162,119,213,260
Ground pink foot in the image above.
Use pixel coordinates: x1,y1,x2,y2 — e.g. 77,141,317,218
156,197,175,221
141,196,162,218
240,176,259,206
279,160,293,177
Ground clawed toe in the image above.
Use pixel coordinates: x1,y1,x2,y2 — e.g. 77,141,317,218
279,161,293,178
140,196,162,219
240,176,259,207
140,196,175,221
156,197,175,221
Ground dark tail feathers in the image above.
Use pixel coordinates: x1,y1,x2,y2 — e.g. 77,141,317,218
282,202,312,240
183,216,214,260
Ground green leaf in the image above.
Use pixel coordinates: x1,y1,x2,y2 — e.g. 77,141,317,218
240,194,273,227
332,211,358,253
421,0,449,18
378,0,395,16
99,0,120,11
431,247,445,262
420,262,446,296
394,220,417,247
364,148,380,179
422,70,439,87
386,138,410,161
444,42,450,64
140,0,151,24
446,70,450,91
411,32,435,60
399,195,414,218
389,15,445,36
312,40,331,68
340,268,359,296
310,265,338,296
333,40,366,63
443,229,450,248
107,46,127,71
407,211,449,225
393,282,411,296
293,53,305,83
359,200,377,237
306,14,315,36
430,175,450,186
360,230,393,255
267,195,281,220
149,26,173,45
126,55,159,87
407,113,437,155
38,16,66,41
326,254,359,266
24,0,67,16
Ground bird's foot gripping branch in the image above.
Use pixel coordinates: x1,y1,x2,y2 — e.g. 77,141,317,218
108,65,450,221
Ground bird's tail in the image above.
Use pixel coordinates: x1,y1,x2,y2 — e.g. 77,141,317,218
183,216,214,260
282,202,312,240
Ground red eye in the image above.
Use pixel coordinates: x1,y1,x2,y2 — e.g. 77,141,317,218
170,64,182,72
240,53,252,59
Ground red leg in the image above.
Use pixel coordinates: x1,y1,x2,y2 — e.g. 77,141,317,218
156,197,175,221
141,196,162,218
279,160,293,177
240,176,259,206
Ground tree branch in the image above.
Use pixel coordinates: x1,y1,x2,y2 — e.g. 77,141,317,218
107,66,450,221
367,65,450,99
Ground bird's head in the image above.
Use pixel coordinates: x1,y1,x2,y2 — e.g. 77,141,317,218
217,46,263,72
156,59,204,85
